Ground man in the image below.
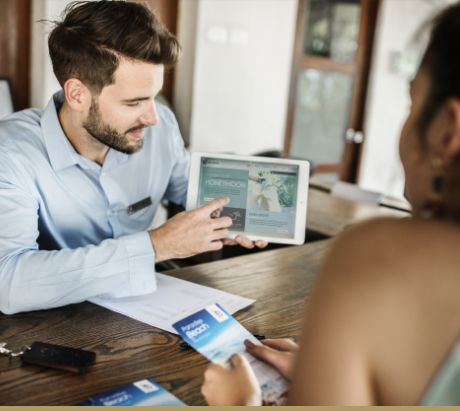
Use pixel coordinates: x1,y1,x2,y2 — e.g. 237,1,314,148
0,1,265,315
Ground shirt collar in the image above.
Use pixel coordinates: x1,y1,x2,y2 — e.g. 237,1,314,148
40,90,81,171
41,90,129,172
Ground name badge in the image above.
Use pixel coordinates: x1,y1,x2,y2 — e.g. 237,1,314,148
127,197,152,215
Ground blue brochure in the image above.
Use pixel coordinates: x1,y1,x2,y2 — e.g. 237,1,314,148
79,378,185,406
173,303,288,405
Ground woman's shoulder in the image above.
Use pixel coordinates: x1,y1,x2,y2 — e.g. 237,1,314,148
321,216,460,287
319,218,460,405
333,216,460,257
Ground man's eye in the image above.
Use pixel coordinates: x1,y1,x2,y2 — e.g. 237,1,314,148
126,102,140,107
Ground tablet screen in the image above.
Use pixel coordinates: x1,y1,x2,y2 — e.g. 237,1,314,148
197,157,299,239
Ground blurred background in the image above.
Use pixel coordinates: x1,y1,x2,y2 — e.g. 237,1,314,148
0,0,455,201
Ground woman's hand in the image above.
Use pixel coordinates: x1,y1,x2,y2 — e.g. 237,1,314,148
222,235,268,249
201,354,262,406
245,338,298,380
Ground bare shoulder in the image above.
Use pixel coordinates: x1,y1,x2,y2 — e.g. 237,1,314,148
308,217,460,404
314,216,460,318
322,216,460,284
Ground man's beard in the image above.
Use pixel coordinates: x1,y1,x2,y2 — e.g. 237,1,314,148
82,99,145,154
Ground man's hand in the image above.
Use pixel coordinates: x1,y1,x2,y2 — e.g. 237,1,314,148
149,197,232,262
201,354,262,406
211,207,268,250
244,338,298,380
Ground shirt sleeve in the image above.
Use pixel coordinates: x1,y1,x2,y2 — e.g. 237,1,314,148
0,177,157,315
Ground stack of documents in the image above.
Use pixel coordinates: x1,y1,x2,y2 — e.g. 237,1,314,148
90,273,255,334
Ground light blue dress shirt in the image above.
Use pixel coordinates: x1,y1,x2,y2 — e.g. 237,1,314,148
0,91,189,314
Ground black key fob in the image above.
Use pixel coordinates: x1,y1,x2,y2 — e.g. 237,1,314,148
22,342,96,374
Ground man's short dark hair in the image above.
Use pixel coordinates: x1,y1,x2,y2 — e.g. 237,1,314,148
48,0,181,93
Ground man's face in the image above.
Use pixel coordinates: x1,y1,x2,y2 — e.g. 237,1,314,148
83,59,164,154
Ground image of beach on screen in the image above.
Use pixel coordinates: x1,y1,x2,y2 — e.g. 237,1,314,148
198,157,299,238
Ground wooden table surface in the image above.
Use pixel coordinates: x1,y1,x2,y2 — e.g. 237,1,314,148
307,188,409,237
0,240,331,406
308,176,411,212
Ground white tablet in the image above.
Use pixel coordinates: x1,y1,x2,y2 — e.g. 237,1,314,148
186,152,310,245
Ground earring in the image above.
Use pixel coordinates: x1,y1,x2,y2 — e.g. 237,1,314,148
430,156,445,195
432,175,445,194
420,157,446,219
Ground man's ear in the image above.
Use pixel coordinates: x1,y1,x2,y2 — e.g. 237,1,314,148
63,78,91,113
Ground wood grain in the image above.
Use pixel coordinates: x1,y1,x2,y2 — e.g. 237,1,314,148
130,0,179,105
0,240,331,405
0,0,31,110
307,188,409,237
309,176,411,213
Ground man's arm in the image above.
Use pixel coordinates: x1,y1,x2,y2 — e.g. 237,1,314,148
0,180,233,314
0,180,157,314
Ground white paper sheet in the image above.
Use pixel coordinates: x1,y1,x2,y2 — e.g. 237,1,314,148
89,273,255,334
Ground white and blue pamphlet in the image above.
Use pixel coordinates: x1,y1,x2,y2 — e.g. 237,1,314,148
79,378,185,406
173,303,288,405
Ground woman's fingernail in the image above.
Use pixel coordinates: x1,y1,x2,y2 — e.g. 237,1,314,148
244,339,255,348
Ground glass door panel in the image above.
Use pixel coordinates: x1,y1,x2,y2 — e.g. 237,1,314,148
290,69,354,164
303,0,361,61
285,0,378,181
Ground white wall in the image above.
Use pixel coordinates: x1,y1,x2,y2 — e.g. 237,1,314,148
31,0,76,108
359,0,454,198
173,0,199,144
175,0,297,155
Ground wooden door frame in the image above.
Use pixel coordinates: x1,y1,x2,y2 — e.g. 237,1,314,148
283,0,310,160
133,0,179,106
283,0,381,182
0,0,31,110
341,0,381,182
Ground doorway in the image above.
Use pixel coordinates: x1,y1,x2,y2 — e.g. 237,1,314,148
284,0,380,182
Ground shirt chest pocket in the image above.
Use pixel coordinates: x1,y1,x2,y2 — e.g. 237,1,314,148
114,199,157,235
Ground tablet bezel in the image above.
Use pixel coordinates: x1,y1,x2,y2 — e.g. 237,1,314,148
186,152,309,245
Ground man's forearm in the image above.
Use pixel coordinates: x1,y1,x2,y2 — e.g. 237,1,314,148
0,232,156,314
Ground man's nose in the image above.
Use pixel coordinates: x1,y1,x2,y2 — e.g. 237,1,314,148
140,100,159,126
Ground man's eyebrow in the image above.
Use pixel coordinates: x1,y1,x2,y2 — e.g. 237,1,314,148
120,96,151,103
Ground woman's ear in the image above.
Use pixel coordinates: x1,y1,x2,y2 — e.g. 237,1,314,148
62,78,92,113
427,98,460,165
441,99,460,164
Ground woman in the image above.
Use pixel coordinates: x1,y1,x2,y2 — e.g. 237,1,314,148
201,2,460,405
